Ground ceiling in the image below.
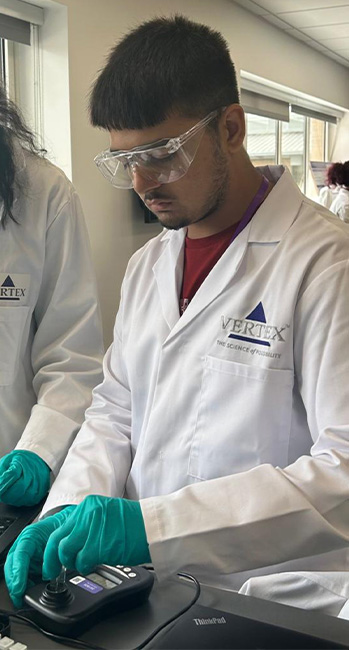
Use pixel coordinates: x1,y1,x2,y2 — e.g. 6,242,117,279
232,0,349,68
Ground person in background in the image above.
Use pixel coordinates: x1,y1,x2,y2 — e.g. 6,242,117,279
0,85,104,508
317,166,338,208
328,161,349,223
4,16,349,613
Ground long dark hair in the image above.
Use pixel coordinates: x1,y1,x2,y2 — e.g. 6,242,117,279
0,84,44,226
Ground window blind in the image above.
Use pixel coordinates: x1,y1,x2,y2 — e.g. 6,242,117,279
241,89,290,122
0,0,43,25
240,71,344,123
291,104,337,125
0,0,43,45
0,13,30,44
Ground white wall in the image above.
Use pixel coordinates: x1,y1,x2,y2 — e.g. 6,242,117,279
39,1,71,177
27,0,349,345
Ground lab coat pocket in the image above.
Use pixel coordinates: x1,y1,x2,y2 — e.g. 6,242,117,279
0,306,30,386
188,356,294,481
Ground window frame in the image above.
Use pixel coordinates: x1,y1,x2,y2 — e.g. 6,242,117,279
245,108,331,197
1,26,43,145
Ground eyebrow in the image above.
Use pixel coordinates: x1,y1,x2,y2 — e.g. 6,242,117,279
109,136,175,155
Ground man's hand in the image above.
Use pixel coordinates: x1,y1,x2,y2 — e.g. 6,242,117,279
4,507,75,608
43,495,151,580
0,450,50,506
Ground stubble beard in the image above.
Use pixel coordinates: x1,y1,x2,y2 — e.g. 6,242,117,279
157,144,229,231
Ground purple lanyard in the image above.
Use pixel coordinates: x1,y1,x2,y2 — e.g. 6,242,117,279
230,175,270,244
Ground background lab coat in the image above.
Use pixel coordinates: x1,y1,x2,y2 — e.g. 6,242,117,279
0,151,104,472
330,187,349,223
239,571,349,617
318,185,337,209
43,166,349,593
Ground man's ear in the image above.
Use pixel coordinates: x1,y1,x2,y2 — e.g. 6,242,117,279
221,104,246,154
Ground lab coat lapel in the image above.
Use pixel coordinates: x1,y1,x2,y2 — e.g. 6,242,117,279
170,224,251,338
152,229,185,331
249,166,303,243
152,227,248,337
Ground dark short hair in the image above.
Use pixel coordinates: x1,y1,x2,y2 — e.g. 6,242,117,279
90,15,239,130
327,161,349,188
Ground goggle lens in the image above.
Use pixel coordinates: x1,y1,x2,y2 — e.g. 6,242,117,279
94,109,220,189
95,146,192,188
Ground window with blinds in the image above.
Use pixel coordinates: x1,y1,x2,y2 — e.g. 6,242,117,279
241,83,342,198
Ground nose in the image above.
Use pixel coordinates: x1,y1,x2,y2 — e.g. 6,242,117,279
131,165,162,195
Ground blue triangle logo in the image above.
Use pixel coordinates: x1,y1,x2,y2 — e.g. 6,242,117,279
246,302,266,323
1,275,15,287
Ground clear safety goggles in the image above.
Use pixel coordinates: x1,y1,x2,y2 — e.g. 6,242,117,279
94,109,220,189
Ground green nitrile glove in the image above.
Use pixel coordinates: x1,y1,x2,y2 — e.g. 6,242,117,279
0,450,50,506
43,495,151,580
4,506,75,608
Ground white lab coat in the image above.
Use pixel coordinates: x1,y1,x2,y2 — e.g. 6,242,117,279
239,571,349,617
0,150,104,472
318,185,336,209
330,187,349,223
43,166,349,594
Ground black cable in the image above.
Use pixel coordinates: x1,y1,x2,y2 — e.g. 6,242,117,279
132,571,201,650
0,570,201,650
0,607,106,650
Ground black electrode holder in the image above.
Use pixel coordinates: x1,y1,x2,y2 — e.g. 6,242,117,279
24,564,154,637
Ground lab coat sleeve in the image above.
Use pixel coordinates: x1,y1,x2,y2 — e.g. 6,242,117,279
141,260,349,582
15,190,104,474
41,304,133,514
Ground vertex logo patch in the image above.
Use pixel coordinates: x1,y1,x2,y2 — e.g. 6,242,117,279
0,274,30,303
222,302,288,347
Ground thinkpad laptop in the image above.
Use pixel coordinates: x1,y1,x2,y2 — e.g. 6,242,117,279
148,602,349,649
0,500,45,566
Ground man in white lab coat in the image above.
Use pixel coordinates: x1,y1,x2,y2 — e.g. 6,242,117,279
5,15,349,613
